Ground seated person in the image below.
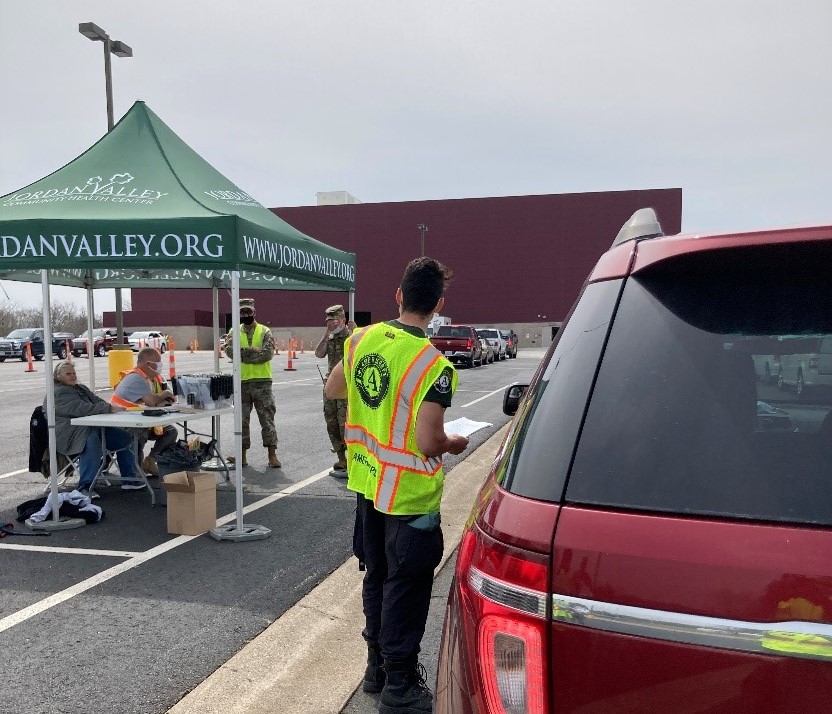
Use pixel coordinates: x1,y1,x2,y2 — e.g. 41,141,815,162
111,347,178,477
52,361,143,497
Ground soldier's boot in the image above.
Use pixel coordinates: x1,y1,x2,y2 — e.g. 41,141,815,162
227,449,247,467
378,661,433,714
267,446,282,469
362,642,386,694
333,448,348,471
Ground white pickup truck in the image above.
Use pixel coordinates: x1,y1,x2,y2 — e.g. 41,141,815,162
475,327,507,361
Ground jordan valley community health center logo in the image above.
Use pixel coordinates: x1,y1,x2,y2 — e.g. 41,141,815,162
355,353,390,409
3,173,169,207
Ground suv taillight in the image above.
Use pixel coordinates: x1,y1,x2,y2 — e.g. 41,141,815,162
467,338,473,349
456,524,549,714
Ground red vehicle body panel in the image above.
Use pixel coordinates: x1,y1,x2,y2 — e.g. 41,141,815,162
550,506,832,713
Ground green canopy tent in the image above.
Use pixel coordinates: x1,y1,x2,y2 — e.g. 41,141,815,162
0,101,356,539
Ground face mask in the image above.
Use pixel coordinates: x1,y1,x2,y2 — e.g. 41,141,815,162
241,315,255,325
145,361,161,372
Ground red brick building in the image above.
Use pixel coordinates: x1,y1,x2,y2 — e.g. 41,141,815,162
127,188,682,346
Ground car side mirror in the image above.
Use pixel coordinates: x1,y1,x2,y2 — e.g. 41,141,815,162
503,383,529,416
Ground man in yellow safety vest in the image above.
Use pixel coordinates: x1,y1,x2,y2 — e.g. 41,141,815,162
224,298,281,468
326,257,469,714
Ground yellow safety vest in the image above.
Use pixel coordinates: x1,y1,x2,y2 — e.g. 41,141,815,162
240,324,272,381
344,322,457,515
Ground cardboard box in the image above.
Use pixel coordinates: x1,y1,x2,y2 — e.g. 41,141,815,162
163,471,217,535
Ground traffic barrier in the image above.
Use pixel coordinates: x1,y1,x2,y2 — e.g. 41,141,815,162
25,342,35,373
168,338,176,379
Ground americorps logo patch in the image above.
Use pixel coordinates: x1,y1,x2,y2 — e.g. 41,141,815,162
434,366,453,395
354,353,390,409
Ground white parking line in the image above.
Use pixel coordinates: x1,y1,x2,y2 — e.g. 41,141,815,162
461,384,511,408
0,468,28,480
0,468,331,635
0,544,142,557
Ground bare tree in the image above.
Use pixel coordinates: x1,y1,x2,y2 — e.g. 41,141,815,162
0,301,102,337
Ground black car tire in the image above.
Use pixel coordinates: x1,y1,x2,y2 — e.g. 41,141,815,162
57,346,67,360
96,344,107,357
0,357,5,363
467,354,475,368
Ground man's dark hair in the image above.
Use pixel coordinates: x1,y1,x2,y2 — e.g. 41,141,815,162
400,257,453,316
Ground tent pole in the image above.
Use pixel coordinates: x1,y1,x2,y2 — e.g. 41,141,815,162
34,271,82,530
202,283,226,473
349,290,355,325
212,284,220,373
43,273,60,522
209,272,270,541
86,286,96,391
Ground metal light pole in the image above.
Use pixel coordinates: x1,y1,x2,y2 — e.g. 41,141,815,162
79,22,133,347
417,223,428,257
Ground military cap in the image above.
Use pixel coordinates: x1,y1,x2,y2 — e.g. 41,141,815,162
239,298,255,310
325,304,345,318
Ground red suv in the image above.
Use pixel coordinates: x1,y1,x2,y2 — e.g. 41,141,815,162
436,209,832,714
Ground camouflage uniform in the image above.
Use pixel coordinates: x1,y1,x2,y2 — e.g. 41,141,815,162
324,326,351,455
224,322,277,449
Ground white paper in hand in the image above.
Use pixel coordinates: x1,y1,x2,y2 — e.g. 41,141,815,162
444,417,492,438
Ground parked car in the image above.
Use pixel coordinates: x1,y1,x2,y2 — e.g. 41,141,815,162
128,331,168,353
0,328,74,361
476,328,506,360
436,209,832,714
429,324,483,368
72,328,116,358
475,333,495,364
500,329,518,358
775,336,832,398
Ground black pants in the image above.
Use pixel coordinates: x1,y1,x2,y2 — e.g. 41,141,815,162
354,493,444,662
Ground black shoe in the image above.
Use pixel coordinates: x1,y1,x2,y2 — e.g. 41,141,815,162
378,662,433,713
362,644,386,694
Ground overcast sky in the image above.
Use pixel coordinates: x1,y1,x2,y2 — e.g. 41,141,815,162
1,0,830,311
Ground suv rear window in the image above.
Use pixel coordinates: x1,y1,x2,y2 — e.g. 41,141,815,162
568,242,832,526
478,329,499,338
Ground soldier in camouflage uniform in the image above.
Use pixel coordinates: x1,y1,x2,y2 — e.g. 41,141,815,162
224,298,281,468
315,304,355,476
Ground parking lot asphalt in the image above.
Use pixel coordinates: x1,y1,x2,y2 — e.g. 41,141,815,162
168,425,505,714
0,348,545,714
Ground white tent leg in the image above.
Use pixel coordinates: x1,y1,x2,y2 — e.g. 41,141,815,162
210,271,270,542
202,283,226,475
86,286,96,391
37,270,84,530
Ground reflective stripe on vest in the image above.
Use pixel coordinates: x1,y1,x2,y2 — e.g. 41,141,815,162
111,367,163,409
240,324,272,381
344,324,453,514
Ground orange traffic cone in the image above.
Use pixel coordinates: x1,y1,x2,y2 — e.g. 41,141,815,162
189,339,194,354
301,339,305,354
65,339,73,361
168,338,176,379
25,342,35,373
283,350,296,371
